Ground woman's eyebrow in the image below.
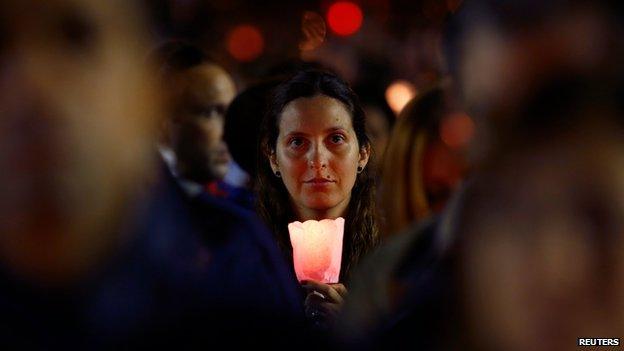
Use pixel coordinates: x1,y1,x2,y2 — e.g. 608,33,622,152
324,127,348,133
282,127,347,137
283,131,310,137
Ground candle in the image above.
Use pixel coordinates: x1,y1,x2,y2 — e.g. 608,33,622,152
288,217,345,283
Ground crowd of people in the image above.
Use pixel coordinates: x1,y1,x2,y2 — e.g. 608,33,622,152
0,0,623,349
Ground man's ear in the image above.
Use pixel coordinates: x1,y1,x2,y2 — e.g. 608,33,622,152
358,143,370,170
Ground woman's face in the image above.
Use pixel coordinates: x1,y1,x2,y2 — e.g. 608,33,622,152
270,94,369,219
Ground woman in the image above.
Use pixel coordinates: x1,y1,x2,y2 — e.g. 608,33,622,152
257,70,379,326
379,84,471,238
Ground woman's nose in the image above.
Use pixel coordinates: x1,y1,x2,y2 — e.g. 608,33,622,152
308,144,328,169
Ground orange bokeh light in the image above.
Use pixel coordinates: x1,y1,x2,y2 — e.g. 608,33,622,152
385,80,417,115
226,24,264,62
326,2,363,36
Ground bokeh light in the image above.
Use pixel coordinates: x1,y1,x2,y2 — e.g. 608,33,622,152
385,80,417,114
226,24,264,62
326,2,363,36
440,112,475,149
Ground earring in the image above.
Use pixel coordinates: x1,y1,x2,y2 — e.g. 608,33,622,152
274,170,281,178
357,166,363,173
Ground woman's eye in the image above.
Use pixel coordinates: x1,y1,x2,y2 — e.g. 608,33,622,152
288,137,305,148
330,134,346,144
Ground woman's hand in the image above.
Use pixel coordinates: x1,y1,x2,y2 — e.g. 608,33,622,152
301,280,348,329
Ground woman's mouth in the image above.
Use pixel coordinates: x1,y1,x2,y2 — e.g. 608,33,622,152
304,177,335,183
304,177,335,185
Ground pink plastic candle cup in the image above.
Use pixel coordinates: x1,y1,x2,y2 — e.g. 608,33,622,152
288,217,345,284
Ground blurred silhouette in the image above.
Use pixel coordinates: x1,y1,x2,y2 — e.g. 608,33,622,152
0,1,303,348
0,0,158,296
379,83,470,238
446,4,624,347
443,0,624,163
458,119,624,350
336,84,469,350
353,83,395,171
148,40,306,345
339,0,624,349
222,79,281,209
362,102,393,169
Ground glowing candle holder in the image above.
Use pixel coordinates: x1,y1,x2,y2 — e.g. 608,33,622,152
288,217,344,284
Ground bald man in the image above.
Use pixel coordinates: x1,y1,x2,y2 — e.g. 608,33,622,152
155,42,236,195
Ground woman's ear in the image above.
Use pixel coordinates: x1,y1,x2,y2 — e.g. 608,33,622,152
269,149,279,174
262,142,279,173
358,143,371,169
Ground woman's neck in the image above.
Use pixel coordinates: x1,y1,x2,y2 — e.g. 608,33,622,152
293,197,350,221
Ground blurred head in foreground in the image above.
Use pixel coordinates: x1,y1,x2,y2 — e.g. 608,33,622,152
458,117,624,351
444,0,624,163
0,0,159,285
443,1,624,348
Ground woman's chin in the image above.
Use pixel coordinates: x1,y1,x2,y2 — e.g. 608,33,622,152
302,200,342,213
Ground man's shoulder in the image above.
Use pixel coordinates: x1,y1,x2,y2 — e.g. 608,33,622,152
192,192,259,227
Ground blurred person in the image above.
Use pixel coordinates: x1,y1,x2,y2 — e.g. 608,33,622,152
362,102,393,169
354,80,395,171
149,41,308,344
151,40,235,196
0,0,157,296
457,116,624,351
336,83,470,349
338,84,471,348
0,1,303,348
0,0,174,347
340,0,624,349
257,70,379,330
444,6,624,347
222,79,281,210
443,0,624,162
379,83,470,238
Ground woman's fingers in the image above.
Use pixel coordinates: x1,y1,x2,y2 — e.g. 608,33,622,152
330,283,348,298
301,280,344,304
302,280,349,329
304,289,327,306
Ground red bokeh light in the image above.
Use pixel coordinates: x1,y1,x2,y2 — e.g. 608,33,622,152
326,2,363,36
440,113,475,149
299,11,327,51
226,25,264,62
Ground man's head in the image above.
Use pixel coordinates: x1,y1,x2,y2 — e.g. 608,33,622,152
0,0,158,284
443,0,623,161
154,41,236,183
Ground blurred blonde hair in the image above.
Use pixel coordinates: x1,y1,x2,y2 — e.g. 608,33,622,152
379,84,450,237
